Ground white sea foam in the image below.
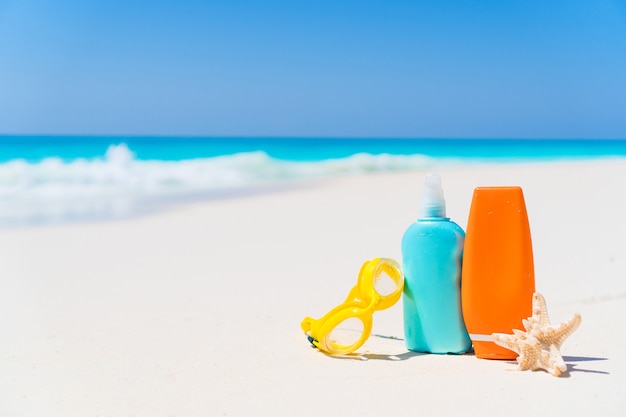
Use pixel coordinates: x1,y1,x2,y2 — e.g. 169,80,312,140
0,143,434,227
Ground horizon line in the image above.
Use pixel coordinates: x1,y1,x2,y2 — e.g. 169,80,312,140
1,134,626,141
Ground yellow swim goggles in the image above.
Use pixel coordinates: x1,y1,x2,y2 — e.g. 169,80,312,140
301,258,404,355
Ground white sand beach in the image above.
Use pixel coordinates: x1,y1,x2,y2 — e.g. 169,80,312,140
1,159,625,416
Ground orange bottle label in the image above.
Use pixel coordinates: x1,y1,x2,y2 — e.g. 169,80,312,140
461,186,535,359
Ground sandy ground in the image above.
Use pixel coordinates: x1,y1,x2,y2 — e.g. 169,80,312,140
1,159,625,416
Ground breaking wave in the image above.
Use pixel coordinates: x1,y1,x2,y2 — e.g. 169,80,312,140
0,143,435,227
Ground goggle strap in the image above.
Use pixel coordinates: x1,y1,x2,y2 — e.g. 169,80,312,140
307,335,320,349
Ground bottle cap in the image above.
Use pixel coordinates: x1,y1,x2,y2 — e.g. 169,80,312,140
420,173,447,218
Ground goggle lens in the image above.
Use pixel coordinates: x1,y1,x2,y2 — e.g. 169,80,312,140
326,317,365,354
374,269,401,297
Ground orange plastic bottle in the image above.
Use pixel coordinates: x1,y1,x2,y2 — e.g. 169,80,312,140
461,186,535,359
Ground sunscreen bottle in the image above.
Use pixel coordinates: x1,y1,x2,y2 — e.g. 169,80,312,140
401,174,471,354
461,186,535,359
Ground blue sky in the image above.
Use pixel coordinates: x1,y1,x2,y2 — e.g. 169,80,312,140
1,1,625,138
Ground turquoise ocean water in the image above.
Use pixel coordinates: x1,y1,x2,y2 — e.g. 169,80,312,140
2,136,626,228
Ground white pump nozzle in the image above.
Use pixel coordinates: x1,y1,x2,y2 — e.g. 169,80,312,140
420,173,447,218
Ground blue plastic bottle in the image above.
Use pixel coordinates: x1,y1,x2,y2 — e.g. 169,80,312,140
401,174,471,354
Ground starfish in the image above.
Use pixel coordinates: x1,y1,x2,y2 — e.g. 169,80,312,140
492,292,581,377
